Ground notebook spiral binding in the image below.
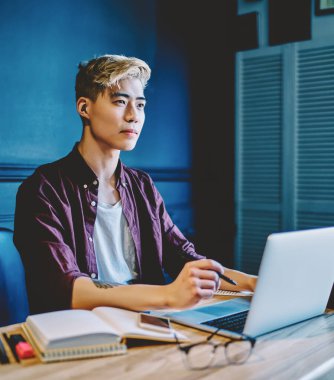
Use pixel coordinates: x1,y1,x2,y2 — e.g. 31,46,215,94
22,323,127,363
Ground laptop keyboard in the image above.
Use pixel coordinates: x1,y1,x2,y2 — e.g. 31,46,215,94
201,310,249,333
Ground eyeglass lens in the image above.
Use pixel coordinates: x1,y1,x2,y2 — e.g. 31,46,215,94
225,339,253,364
184,343,215,369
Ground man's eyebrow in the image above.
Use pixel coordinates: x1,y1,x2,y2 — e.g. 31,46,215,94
110,92,146,101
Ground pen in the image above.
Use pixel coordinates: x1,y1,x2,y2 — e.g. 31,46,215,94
2,333,19,363
0,335,9,364
217,272,238,286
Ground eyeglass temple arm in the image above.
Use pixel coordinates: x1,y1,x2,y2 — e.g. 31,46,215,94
206,329,256,345
173,332,181,345
206,327,221,342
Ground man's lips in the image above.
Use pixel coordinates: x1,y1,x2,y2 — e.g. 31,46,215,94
120,129,138,135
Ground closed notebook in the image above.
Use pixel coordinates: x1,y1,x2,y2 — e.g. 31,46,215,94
22,307,188,363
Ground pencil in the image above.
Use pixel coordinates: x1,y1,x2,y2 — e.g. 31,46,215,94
217,272,238,286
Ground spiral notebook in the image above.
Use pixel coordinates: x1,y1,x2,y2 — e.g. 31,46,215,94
21,307,188,363
22,310,126,363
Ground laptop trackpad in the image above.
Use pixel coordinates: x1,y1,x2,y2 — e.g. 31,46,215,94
167,298,251,324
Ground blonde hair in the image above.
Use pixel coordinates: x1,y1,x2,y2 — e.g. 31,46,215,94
75,54,151,101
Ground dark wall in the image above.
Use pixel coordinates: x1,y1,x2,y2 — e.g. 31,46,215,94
156,1,237,266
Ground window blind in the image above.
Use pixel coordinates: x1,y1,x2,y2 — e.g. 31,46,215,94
236,40,334,274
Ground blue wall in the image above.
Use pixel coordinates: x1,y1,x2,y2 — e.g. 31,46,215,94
0,0,193,234
0,0,156,163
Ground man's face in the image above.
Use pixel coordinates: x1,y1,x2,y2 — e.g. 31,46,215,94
84,78,146,151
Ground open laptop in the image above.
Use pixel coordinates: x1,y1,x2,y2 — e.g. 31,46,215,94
150,227,334,338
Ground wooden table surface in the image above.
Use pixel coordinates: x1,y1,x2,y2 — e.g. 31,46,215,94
1,307,334,380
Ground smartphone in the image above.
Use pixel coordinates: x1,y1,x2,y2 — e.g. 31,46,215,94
138,313,172,333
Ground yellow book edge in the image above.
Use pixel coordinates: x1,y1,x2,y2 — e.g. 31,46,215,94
21,323,127,363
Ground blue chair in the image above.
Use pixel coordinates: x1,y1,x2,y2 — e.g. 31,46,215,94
0,227,29,326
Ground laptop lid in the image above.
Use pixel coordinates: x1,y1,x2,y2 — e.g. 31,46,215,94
243,227,334,336
151,227,334,338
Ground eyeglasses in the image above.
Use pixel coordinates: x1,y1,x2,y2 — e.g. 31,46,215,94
174,328,256,370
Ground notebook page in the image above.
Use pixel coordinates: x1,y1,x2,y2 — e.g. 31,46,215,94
215,290,254,296
93,306,189,342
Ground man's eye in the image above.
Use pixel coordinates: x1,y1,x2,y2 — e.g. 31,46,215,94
137,103,146,109
114,99,126,105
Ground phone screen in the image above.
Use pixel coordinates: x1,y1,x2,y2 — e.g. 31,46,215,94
139,314,171,330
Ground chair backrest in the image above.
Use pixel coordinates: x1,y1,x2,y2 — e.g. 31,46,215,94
0,227,29,326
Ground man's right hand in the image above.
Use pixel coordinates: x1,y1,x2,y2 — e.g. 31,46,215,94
164,259,225,309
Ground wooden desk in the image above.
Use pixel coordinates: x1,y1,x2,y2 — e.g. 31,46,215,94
1,306,334,380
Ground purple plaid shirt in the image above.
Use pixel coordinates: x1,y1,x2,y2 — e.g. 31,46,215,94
14,144,205,314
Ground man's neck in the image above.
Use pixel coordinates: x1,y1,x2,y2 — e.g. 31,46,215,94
77,138,120,183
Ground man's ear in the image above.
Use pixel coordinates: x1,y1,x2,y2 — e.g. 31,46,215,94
77,97,89,119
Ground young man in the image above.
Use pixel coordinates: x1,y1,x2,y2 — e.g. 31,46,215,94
14,54,256,315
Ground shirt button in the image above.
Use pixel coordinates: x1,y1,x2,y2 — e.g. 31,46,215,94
93,180,98,186
91,273,96,279
91,201,96,207
83,184,88,189
122,182,127,187
88,236,93,242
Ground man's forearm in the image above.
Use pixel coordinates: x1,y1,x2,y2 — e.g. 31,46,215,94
72,260,246,311
72,276,170,311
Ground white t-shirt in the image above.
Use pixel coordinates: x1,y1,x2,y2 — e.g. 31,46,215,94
93,200,137,284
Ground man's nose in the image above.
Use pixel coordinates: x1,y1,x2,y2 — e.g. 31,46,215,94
125,104,139,123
